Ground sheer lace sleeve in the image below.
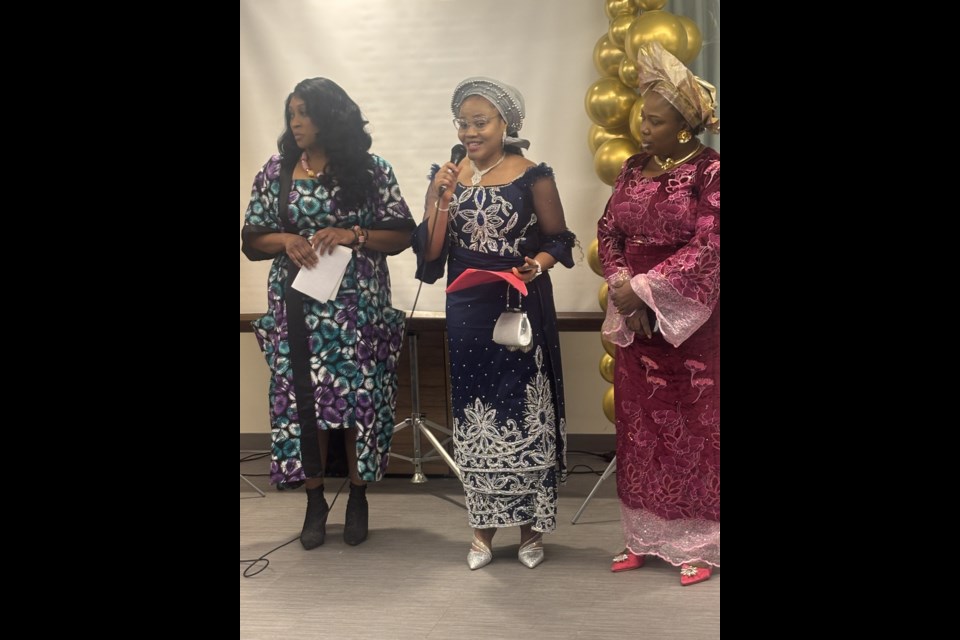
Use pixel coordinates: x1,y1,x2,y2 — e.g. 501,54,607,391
632,157,720,347
528,164,576,268
597,157,637,286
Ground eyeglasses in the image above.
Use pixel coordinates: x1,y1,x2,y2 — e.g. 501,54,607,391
453,116,501,131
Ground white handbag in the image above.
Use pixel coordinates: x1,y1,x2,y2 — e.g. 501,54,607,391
492,285,532,352
493,309,532,352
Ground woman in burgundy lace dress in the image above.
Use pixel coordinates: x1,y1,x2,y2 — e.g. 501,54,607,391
597,42,720,586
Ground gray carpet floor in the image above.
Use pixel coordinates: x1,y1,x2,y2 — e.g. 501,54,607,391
241,452,719,639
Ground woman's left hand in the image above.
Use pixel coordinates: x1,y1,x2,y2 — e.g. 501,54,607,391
309,227,354,255
625,308,653,339
512,257,541,283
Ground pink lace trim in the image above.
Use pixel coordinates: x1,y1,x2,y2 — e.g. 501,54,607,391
601,271,712,348
601,298,634,347
601,269,634,347
620,503,720,567
631,272,711,347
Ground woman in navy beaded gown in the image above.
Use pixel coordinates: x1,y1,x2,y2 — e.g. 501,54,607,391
413,77,576,570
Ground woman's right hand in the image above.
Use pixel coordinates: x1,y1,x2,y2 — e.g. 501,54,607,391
610,280,652,339
283,233,319,269
432,161,461,208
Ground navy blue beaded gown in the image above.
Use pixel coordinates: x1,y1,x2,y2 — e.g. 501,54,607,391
413,162,576,533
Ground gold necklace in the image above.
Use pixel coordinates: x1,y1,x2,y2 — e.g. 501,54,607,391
300,151,321,178
653,144,702,172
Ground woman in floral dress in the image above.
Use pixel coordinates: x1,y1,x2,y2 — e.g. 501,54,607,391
242,78,414,549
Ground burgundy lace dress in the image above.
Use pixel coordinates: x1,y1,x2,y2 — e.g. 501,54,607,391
597,148,720,567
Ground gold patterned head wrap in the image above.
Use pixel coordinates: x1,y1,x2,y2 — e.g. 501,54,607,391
635,41,719,134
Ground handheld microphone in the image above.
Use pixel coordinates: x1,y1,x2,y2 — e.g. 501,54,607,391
439,144,467,195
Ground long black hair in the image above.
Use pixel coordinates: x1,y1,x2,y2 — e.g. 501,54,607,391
277,78,375,213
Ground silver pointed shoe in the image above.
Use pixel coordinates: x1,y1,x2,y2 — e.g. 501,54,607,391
518,535,544,569
467,536,493,570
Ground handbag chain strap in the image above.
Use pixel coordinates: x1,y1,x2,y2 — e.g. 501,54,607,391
504,283,525,311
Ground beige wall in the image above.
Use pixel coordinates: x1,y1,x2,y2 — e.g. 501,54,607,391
240,332,613,436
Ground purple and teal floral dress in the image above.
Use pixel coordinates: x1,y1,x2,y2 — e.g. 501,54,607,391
243,154,414,486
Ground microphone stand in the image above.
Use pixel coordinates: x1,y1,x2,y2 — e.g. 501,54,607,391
391,328,462,483
570,456,616,523
391,144,468,483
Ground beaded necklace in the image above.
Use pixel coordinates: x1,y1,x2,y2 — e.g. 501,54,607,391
300,151,321,178
469,153,506,186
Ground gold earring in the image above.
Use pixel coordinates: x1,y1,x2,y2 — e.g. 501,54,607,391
677,130,692,144
502,130,507,146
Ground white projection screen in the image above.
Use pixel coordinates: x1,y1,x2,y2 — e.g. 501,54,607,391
240,0,719,314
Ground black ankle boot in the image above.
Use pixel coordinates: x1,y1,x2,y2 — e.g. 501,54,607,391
343,483,368,546
300,486,329,550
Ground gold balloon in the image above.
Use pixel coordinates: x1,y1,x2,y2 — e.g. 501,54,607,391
608,14,635,49
584,77,637,129
593,34,625,78
594,137,639,186
603,386,616,424
598,282,609,312
628,96,645,143
677,15,702,64
601,334,617,357
587,239,603,276
588,124,630,155
624,10,687,62
599,354,615,383
637,0,666,10
604,0,639,20
619,56,639,88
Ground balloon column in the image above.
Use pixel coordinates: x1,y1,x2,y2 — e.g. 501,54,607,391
587,0,704,425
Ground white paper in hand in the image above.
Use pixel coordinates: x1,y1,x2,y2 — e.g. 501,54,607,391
291,245,353,302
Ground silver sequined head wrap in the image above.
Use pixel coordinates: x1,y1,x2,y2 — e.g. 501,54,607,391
451,77,530,150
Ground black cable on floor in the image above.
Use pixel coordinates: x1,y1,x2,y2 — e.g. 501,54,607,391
567,464,609,476
240,477,349,578
566,449,616,462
